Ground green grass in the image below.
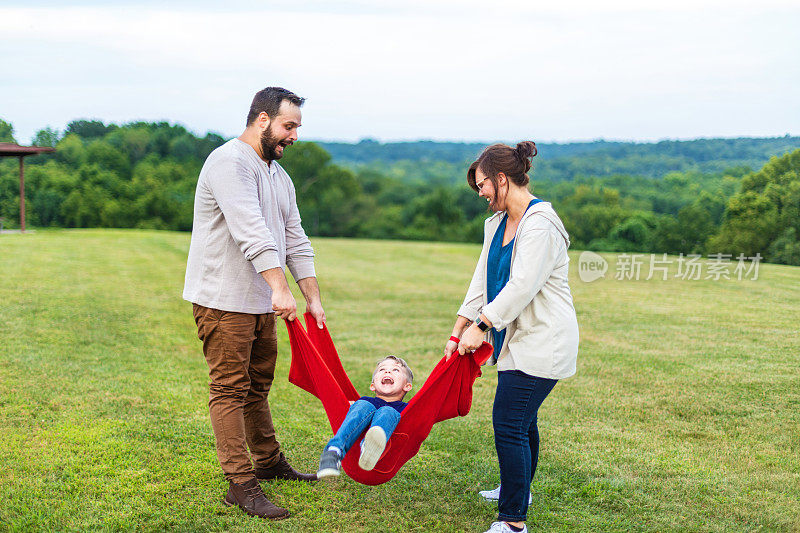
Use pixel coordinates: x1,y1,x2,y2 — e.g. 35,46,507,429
1,229,798,532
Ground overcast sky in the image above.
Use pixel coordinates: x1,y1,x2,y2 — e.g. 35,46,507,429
1,0,799,144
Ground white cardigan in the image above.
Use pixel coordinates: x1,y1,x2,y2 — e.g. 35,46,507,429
457,201,579,380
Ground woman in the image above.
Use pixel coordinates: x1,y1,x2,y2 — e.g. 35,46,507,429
444,141,579,533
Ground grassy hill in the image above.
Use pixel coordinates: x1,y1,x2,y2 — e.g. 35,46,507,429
1,230,798,531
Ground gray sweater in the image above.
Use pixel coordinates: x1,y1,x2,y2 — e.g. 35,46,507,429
183,138,316,314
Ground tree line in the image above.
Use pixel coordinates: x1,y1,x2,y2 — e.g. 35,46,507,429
0,118,798,265
319,135,800,183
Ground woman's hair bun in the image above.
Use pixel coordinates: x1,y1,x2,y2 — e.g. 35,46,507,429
515,141,537,173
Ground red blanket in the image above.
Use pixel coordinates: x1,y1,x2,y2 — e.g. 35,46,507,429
286,313,493,485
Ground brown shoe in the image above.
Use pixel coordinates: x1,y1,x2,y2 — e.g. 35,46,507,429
223,477,290,520
255,452,317,482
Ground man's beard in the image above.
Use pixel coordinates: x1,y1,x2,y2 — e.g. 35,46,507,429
260,127,288,161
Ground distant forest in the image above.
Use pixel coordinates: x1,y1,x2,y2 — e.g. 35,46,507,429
318,136,800,183
1,118,798,265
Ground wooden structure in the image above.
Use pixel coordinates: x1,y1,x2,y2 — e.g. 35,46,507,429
0,143,55,232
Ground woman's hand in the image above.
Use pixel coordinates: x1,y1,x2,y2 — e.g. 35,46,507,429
458,324,485,355
444,315,471,360
444,339,459,360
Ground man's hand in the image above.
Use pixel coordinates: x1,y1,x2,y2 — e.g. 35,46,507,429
297,277,325,328
458,324,485,355
306,299,326,329
271,287,297,321
260,267,297,321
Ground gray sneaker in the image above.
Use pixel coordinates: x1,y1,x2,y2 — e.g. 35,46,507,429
316,448,341,479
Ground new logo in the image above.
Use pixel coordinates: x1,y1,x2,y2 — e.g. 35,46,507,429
578,251,608,282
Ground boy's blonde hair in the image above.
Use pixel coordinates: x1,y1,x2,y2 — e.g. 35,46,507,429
373,355,414,384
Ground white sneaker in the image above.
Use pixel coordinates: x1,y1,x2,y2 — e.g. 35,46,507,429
483,521,528,533
479,485,533,506
358,426,387,471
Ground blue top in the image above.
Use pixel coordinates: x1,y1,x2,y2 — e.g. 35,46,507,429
486,198,543,358
359,396,407,413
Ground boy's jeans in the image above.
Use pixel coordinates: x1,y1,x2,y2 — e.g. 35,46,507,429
326,399,402,456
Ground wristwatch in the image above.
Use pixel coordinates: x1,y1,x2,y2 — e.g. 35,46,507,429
475,317,491,332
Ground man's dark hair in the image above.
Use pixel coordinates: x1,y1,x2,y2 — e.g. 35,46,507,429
246,87,305,126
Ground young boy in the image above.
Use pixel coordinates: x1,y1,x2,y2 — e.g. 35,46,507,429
317,355,414,478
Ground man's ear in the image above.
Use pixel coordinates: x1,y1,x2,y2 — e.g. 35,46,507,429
497,172,507,186
257,111,271,130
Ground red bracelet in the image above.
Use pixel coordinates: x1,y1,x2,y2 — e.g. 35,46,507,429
449,336,460,344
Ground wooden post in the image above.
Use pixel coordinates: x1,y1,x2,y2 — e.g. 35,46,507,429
19,156,26,233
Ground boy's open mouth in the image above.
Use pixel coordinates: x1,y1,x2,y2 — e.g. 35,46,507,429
381,377,394,385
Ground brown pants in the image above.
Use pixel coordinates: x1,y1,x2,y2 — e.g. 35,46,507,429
193,304,281,483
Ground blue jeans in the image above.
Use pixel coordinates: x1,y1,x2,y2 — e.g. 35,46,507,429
493,370,558,522
326,399,402,456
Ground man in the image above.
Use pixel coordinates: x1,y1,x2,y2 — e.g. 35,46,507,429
183,87,325,520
